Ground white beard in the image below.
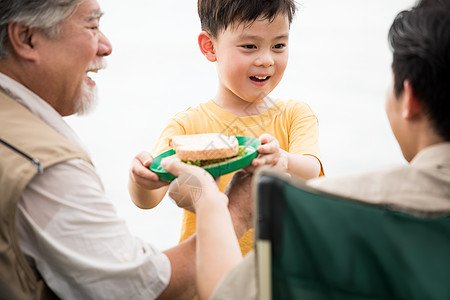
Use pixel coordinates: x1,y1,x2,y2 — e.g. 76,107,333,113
74,79,98,116
75,59,106,115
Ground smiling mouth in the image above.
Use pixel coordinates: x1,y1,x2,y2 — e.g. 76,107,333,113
86,60,106,77
85,67,102,84
86,68,100,76
250,75,270,82
84,69,100,87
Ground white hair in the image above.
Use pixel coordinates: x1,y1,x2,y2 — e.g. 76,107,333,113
0,0,83,57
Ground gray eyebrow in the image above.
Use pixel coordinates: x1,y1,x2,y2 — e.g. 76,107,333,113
87,10,104,21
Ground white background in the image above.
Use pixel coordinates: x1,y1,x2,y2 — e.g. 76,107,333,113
66,0,416,250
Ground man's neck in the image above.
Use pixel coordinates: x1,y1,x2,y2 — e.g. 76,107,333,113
404,121,445,162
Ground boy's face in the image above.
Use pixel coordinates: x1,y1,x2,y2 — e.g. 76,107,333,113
212,14,290,104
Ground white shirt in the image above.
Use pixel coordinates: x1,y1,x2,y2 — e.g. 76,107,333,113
0,73,171,300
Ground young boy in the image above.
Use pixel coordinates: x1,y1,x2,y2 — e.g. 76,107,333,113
128,0,324,256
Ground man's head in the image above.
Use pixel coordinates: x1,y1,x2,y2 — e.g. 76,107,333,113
387,1,450,143
0,0,82,58
198,0,297,39
0,0,112,116
385,1,450,161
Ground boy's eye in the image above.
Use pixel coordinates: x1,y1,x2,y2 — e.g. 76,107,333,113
241,45,257,49
273,43,286,49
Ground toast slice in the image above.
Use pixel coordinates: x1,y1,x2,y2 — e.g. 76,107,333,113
169,133,239,161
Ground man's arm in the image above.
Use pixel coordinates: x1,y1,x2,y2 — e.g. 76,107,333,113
162,158,254,299
18,160,173,299
158,236,197,300
224,170,255,238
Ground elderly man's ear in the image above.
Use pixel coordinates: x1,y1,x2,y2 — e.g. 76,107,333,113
7,23,39,61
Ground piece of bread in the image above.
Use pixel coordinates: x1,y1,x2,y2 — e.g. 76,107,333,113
169,133,239,161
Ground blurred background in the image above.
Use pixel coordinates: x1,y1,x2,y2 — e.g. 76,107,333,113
66,0,415,250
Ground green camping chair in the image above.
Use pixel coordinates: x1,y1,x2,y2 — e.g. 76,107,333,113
254,168,450,300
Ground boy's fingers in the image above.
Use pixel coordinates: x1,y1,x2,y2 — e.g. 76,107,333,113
131,158,152,179
136,152,153,167
259,133,276,145
145,171,161,181
131,159,162,182
258,138,279,154
253,152,279,165
257,144,274,155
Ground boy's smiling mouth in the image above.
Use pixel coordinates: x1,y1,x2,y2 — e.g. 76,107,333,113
250,75,271,82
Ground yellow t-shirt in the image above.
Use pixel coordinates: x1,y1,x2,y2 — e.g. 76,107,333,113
153,99,323,255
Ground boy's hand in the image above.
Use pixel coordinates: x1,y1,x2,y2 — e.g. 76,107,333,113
129,152,169,190
245,133,288,173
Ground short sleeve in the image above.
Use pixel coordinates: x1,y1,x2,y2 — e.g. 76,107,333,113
152,118,187,156
285,101,324,175
287,101,320,158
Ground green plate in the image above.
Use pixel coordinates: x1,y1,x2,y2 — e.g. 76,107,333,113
150,136,261,182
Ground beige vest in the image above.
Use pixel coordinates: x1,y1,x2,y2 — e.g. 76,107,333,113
0,90,91,299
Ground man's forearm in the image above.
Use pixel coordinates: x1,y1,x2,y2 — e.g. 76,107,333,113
196,192,243,299
159,236,197,300
225,171,254,238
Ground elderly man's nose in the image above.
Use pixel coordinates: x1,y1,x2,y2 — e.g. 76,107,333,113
98,31,112,56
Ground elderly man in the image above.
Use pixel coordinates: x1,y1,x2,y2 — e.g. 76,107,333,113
161,0,450,299
0,0,252,299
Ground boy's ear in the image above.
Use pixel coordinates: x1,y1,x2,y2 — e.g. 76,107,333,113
198,31,216,62
7,22,39,61
402,80,422,120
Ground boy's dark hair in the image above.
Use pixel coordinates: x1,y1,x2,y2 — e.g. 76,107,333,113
198,0,297,38
388,1,450,140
